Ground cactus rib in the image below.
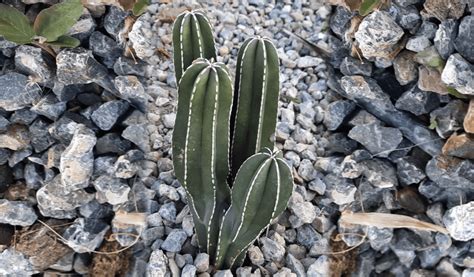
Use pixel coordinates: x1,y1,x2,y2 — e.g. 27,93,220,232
173,11,216,83
229,37,280,180
215,150,293,269
172,59,232,255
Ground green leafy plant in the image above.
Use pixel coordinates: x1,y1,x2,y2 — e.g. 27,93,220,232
172,11,294,270
0,0,83,48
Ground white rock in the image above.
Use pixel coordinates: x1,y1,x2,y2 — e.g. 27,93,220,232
443,201,474,241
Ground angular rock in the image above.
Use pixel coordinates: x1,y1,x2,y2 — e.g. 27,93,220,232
89,31,122,68
323,100,356,131
434,19,458,60
0,72,42,111
389,3,421,33
114,75,151,112
95,133,132,155
0,249,36,276
339,56,372,76
60,125,96,192
430,100,468,138
441,54,474,96
182,264,196,277
307,255,331,276
423,0,466,21
465,100,474,134
348,123,403,157
91,100,129,131
0,124,30,151
355,11,404,60
361,158,399,188
67,11,96,41
426,155,474,191
329,6,352,39
93,175,130,205
406,36,431,52
454,15,474,62
396,156,426,185
395,85,440,116
31,94,67,120
289,201,317,224
63,218,109,253
0,200,37,226
161,229,187,252
147,250,169,276
418,66,449,95
14,45,55,86
393,51,418,85
286,253,305,277
297,56,323,68
442,133,474,159
443,202,474,241
36,175,94,219
340,76,444,156
324,173,357,205
104,6,127,39
113,149,144,179
0,115,8,132
260,237,286,263
194,253,209,273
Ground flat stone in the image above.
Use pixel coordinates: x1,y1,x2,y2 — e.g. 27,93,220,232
60,125,96,192
441,54,474,96
348,123,403,157
454,15,474,62
418,66,449,95
14,45,55,87
443,202,474,241
93,175,130,205
0,200,37,226
56,48,109,86
442,133,474,159
393,51,418,85
426,155,474,191
465,100,474,133
31,94,67,120
0,72,42,111
395,85,440,116
434,19,458,60
0,124,30,151
323,100,356,131
91,100,130,131
355,11,404,60
63,218,109,253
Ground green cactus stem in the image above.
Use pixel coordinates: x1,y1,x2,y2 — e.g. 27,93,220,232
172,59,233,256
172,10,216,84
229,37,280,180
215,149,293,269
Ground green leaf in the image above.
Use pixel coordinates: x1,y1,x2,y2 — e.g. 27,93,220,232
45,35,80,47
132,0,149,16
33,0,83,42
447,87,468,99
0,4,34,44
359,0,381,16
428,118,437,130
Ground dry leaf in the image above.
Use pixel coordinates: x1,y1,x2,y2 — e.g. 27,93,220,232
113,210,147,227
340,212,449,234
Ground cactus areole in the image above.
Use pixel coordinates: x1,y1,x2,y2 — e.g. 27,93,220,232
172,11,294,270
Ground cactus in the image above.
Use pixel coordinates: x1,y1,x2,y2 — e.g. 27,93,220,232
172,59,233,255
172,10,217,84
172,11,292,270
229,37,280,179
215,149,293,269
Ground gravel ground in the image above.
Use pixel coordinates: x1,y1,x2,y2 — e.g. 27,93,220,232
0,0,473,276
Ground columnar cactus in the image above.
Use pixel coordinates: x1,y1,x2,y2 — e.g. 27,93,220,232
172,59,233,256
172,10,217,83
215,149,293,269
230,37,280,179
172,11,293,270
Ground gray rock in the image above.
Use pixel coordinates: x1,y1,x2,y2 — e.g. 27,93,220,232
348,123,403,157
286,253,305,277
29,120,55,154
194,253,209,273
91,100,129,130
104,6,127,39
159,202,176,222
0,124,30,151
114,75,151,112
441,54,474,96
339,56,373,76
63,218,109,253
367,227,393,251
79,199,113,219
114,57,147,77
248,245,265,266
297,159,317,181
60,125,96,192
289,201,317,224
0,249,36,276
395,85,440,116
434,19,458,59
0,200,37,226
114,149,144,179
31,94,67,120
406,36,431,52
56,48,112,90
443,202,474,241
355,11,404,60
260,237,286,263
162,113,176,129
393,51,418,85
8,146,31,167
95,133,132,155
37,175,94,219
147,250,169,276
93,175,130,205
182,264,197,277
426,155,474,191
393,0,422,6
89,31,122,68
161,229,187,252
0,72,42,111
297,56,323,68
68,11,96,41
396,156,426,185
128,14,160,60
0,115,8,132
307,255,330,277
454,15,474,62
329,6,352,39
361,158,398,188
215,270,233,277
323,100,356,131
389,4,421,33
14,45,55,86
430,100,467,138
10,108,37,125
155,183,180,201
